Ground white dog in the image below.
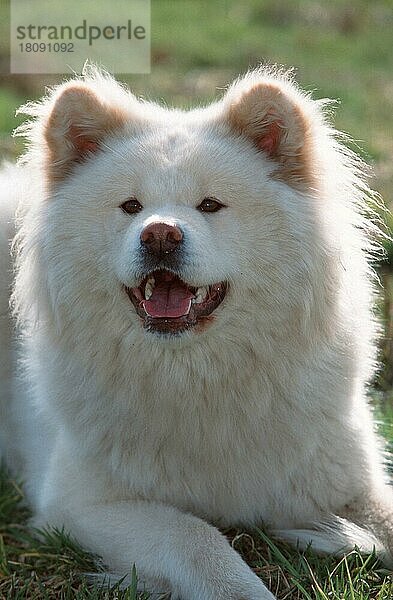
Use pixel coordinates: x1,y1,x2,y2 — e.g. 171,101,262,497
0,65,392,599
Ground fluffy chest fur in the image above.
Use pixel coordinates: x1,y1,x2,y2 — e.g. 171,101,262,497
28,314,374,529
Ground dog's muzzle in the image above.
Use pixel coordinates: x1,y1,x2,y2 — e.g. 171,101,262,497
125,222,228,335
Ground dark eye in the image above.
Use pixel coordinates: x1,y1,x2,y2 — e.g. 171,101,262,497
197,197,226,213
120,198,143,215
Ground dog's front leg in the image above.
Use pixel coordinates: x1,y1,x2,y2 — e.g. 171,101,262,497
37,500,274,600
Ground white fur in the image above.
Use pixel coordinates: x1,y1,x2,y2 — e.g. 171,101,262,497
0,65,391,599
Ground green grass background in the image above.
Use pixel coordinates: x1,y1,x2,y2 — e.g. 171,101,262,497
1,0,393,597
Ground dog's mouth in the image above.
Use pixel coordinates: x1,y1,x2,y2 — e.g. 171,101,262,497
126,269,227,334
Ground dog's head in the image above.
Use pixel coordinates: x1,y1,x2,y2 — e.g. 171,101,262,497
16,67,346,344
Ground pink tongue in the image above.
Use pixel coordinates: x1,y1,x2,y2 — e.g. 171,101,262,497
142,280,195,318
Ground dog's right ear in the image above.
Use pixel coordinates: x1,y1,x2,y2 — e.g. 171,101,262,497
43,84,130,185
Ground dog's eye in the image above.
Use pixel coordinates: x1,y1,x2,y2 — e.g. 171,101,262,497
120,198,143,215
197,197,225,213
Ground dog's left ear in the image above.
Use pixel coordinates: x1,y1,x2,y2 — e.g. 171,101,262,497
222,74,317,190
44,84,129,185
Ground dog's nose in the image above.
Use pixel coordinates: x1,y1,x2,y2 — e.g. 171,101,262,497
140,222,183,256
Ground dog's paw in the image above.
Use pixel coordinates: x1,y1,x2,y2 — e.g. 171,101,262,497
172,568,276,600
224,575,276,600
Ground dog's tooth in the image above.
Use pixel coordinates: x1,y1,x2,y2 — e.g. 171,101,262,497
194,286,208,304
145,277,155,300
